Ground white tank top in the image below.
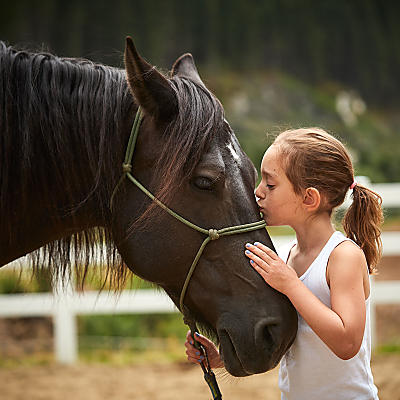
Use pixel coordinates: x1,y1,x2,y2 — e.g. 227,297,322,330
277,231,379,400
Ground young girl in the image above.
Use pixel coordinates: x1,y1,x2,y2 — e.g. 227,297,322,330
184,128,383,399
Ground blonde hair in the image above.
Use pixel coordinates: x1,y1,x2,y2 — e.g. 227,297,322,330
273,128,383,273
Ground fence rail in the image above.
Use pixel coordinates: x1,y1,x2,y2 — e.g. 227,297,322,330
1,179,399,363
0,288,177,364
0,275,399,363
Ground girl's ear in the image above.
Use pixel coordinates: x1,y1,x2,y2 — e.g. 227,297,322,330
303,187,321,211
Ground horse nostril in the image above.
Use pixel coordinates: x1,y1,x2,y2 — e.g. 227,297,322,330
255,318,280,353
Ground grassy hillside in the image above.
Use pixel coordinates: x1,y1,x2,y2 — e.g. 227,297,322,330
206,70,400,183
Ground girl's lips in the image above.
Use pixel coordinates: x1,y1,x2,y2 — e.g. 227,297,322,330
259,208,267,220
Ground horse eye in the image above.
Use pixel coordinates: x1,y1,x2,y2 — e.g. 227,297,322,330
193,176,214,191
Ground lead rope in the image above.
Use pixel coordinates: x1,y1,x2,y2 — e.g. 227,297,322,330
110,107,267,399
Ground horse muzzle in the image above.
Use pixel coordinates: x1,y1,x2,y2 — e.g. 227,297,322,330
217,309,297,377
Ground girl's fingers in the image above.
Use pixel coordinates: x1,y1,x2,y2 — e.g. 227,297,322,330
245,248,270,271
185,331,217,355
186,344,203,358
254,242,279,260
185,331,200,356
245,243,274,263
185,349,204,365
185,331,223,369
184,339,203,354
192,332,213,349
186,330,203,348
184,341,197,352
186,330,194,343
187,330,209,346
187,354,205,364
185,334,205,364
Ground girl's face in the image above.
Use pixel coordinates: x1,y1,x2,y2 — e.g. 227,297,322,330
255,145,303,227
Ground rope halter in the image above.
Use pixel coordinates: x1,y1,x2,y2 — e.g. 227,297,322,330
110,107,267,312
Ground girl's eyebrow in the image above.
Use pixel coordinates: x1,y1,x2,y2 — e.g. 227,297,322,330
261,169,278,179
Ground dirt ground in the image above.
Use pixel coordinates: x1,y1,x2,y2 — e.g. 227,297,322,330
1,354,399,400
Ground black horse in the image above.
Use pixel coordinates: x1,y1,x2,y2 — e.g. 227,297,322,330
0,38,297,376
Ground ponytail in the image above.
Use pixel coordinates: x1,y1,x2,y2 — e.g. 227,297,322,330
343,184,384,273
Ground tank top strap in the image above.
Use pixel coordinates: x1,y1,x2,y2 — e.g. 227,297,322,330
318,231,354,265
277,239,296,263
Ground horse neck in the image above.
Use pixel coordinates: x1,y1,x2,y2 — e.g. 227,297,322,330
0,49,134,265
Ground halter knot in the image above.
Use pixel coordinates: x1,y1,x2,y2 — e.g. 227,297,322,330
208,229,220,240
122,163,132,173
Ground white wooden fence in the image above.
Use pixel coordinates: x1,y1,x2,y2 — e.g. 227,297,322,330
0,179,399,363
0,286,176,363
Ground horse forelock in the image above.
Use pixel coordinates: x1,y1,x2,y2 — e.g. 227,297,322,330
129,74,227,230
167,75,226,171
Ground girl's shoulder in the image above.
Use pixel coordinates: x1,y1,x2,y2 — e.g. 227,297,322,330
327,236,370,292
330,238,366,265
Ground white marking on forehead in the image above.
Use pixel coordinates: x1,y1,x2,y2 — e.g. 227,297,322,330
227,141,240,162
224,119,243,164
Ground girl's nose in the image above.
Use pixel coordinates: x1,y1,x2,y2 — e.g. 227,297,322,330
254,186,263,202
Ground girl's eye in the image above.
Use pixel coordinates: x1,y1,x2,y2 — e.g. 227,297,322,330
193,176,214,191
267,184,275,190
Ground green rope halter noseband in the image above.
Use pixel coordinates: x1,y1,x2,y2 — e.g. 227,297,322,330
110,107,267,313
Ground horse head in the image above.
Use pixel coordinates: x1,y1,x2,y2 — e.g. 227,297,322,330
110,38,297,377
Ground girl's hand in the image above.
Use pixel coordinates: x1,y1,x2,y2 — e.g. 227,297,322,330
245,242,299,295
184,330,223,369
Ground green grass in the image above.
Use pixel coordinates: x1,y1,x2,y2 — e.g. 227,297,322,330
376,343,400,354
0,353,54,368
79,337,186,365
0,340,187,368
0,268,52,294
77,313,187,340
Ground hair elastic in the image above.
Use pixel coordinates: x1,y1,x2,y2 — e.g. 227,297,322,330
350,180,357,190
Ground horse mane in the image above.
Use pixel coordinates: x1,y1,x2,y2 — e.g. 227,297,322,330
0,41,134,289
0,41,226,290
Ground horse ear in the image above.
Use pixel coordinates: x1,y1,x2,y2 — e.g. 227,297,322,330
124,37,178,121
171,53,206,88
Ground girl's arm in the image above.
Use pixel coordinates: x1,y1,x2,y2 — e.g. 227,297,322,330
245,241,367,360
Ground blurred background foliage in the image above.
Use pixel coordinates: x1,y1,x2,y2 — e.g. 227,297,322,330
1,0,399,182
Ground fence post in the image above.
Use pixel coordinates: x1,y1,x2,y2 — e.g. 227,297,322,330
370,276,377,349
52,275,78,364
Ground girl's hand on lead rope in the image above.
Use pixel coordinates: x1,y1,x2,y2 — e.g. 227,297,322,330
185,330,223,369
245,241,299,295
